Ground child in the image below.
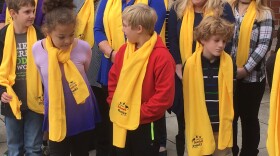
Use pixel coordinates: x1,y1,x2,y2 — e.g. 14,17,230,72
0,0,44,29
95,0,167,155
107,4,175,156
182,16,234,156
32,0,100,155
0,0,44,155
168,1,235,154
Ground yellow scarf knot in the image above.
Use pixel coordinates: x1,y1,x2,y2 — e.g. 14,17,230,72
57,51,71,63
46,36,90,142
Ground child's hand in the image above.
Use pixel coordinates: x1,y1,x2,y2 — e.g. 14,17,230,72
176,64,183,80
1,92,12,103
236,67,248,79
110,50,116,63
0,23,5,30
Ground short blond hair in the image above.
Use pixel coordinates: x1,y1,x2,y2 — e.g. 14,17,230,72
6,0,35,13
194,16,234,44
122,4,157,35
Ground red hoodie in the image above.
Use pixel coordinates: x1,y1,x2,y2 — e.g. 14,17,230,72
107,36,175,124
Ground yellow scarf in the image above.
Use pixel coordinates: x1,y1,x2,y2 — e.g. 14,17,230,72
159,0,168,45
0,23,43,119
103,0,148,57
267,49,280,156
236,1,256,67
179,5,213,64
75,0,94,47
183,50,234,155
110,32,157,148
45,36,90,142
5,0,38,24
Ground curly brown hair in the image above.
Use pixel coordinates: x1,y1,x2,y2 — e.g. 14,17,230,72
194,16,234,44
42,0,76,34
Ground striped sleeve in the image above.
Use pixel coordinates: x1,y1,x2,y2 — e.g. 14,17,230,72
244,11,273,72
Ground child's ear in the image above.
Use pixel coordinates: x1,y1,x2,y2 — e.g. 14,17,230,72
137,25,143,34
9,9,17,18
200,39,205,45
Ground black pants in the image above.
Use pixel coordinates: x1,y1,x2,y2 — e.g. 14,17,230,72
115,117,165,156
232,79,266,156
176,111,185,156
92,86,115,156
158,114,167,148
49,130,91,156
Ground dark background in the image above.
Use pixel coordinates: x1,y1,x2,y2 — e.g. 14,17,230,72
0,0,3,12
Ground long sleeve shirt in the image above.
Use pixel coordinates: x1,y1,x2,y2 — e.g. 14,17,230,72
32,39,101,136
94,0,167,86
94,0,166,45
231,7,273,82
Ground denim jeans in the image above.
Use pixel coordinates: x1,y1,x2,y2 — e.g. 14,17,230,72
5,109,44,156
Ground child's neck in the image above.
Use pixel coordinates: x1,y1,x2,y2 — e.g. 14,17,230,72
13,22,28,34
202,51,218,63
194,6,203,13
135,34,152,49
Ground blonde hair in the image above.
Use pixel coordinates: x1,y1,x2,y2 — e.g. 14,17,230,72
194,16,234,43
173,0,225,19
122,3,157,35
228,0,274,22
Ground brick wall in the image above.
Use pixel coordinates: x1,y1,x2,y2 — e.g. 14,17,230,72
268,0,280,29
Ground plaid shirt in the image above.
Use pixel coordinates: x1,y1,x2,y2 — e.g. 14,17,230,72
231,7,273,82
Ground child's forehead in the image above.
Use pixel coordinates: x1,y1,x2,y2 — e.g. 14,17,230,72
18,4,35,10
209,34,226,40
122,18,128,23
122,18,131,26
52,23,75,33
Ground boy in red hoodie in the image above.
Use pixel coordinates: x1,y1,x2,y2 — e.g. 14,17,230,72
107,4,175,156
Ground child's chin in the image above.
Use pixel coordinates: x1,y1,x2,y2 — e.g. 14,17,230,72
215,52,222,56
26,22,34,27
127,39,136,44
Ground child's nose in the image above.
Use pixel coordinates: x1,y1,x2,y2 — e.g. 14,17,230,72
218,41,225,47
65,38,72,45
31,12,35,18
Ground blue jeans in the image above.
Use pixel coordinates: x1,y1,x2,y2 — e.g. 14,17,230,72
5,109,44,156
